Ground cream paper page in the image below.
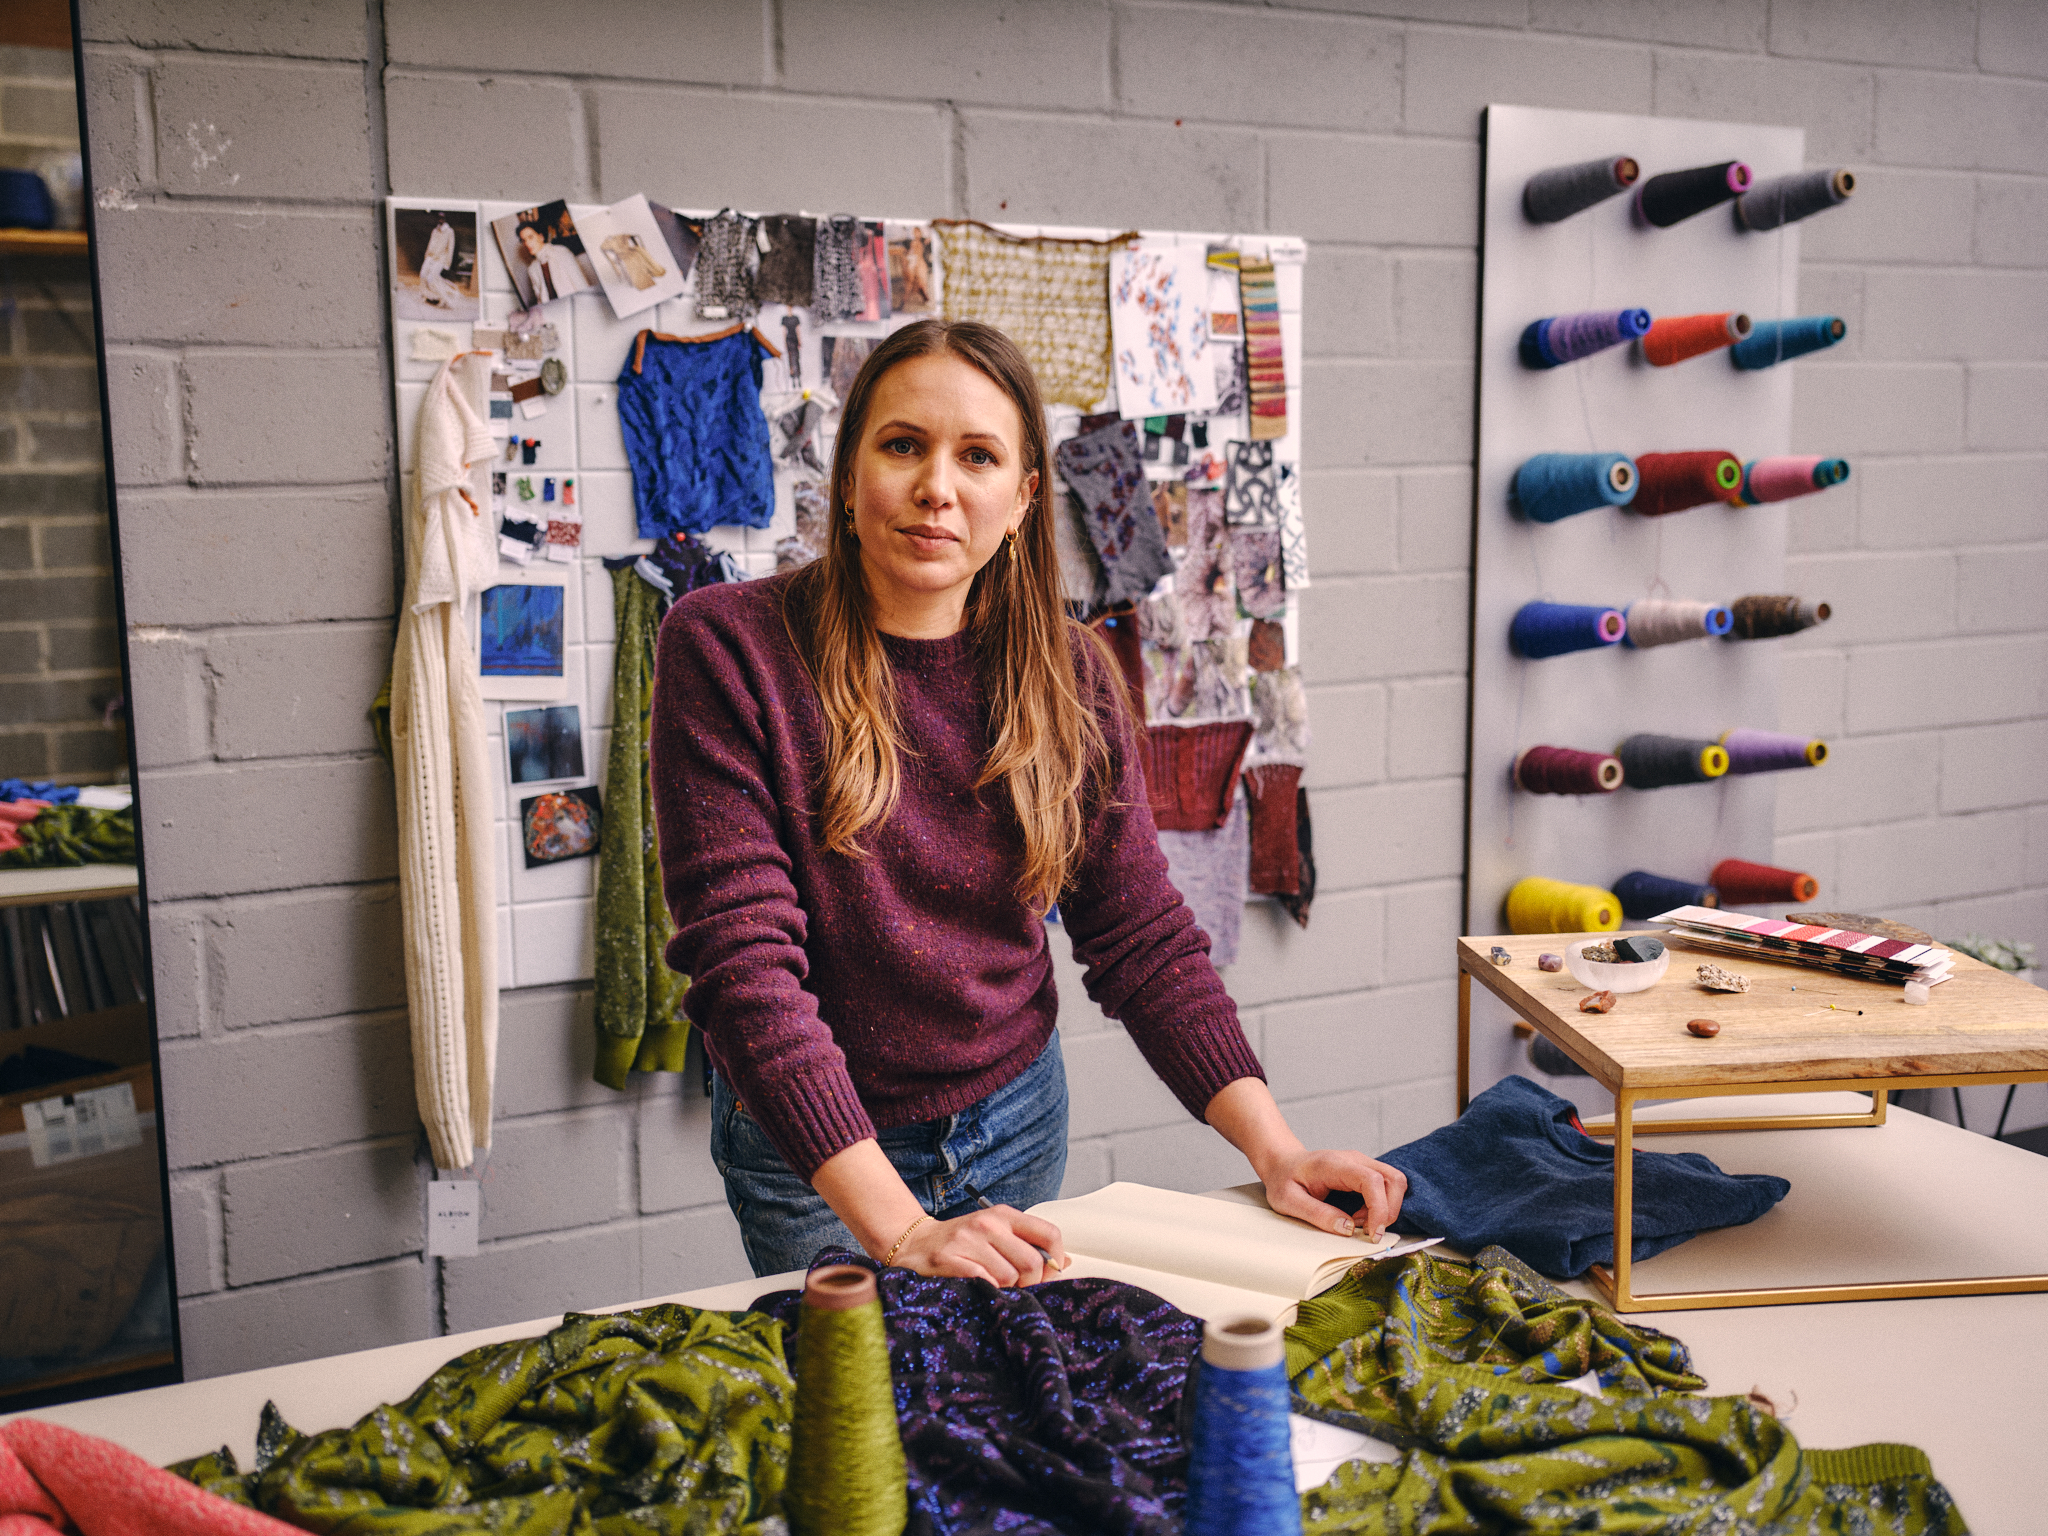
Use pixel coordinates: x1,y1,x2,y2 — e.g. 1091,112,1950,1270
1029,1182,1395,1301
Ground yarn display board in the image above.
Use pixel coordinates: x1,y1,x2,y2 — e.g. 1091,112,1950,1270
1467,107,1809,1105
383,196,1308,991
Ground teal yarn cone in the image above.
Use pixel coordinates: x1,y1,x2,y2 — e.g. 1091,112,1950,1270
1512,453,1637,523
785,1265,908,1536
1186,1316,1300,1536
1730,315,1846,370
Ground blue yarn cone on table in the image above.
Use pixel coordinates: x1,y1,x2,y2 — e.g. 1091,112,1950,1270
1510,601,1625,659
1513,453,1637,523
1185,1350,1300,1536
1730,316,1846,370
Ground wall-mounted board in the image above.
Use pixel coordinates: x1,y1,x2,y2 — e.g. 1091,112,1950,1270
1467,106,1817,1108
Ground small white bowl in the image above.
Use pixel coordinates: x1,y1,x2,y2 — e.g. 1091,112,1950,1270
1565,937,1671,994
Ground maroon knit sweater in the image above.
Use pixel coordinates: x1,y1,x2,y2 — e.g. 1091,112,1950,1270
648,571,1264,1180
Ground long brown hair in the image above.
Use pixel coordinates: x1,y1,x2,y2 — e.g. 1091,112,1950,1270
782,319,1112,913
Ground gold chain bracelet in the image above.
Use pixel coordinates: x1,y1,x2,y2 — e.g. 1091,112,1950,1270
881,1212,930,1268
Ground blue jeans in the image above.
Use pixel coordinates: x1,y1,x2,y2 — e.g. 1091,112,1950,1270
710,1032,1070,1277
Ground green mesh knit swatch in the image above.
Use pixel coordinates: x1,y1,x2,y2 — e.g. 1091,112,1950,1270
1287,1248,1968,1535
170,1304,793,1534
594,564,691,1090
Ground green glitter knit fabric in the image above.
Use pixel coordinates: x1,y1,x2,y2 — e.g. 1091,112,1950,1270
1288,1248,1968,1535
169,1304,793,1534
594,564,691,1090
0,804,136,867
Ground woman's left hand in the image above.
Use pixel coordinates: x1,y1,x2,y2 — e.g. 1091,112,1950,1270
1259,1147,1408,1241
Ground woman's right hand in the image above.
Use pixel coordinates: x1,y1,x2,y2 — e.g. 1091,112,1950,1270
895,1205,1070,1287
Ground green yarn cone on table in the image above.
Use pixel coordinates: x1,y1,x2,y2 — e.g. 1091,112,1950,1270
785,1265,908,1536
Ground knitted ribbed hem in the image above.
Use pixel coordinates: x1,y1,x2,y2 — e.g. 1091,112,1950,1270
593,1029,639,1092
1802,1444,1936,1487
752,1067,881,1182
1136,1000,1266,1121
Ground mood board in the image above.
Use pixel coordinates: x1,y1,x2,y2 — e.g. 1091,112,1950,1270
1466,106,1846,1102
384,197,1309,991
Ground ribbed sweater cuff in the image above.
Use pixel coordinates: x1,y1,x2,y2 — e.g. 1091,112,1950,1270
1801,1444,1936,1488
754,1068,879,1182
1147,1016,1267,1123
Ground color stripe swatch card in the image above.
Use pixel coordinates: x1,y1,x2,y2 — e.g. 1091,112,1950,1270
1649,906,1954,985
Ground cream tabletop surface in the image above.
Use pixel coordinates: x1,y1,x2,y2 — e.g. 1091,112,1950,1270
6,1094,2044,1535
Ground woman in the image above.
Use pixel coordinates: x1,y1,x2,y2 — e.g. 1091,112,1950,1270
418,215,458,308
649,319,1406,1283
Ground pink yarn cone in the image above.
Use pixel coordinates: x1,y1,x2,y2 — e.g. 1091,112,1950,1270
1744,457,1826,503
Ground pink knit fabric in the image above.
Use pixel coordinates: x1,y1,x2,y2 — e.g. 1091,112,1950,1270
0,1419,301,1535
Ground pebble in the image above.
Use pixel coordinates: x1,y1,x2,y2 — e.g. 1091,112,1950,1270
1578,990,1616,1014
1537,953,1563,972
1687,1018,1721,1038
1489,945,1511,967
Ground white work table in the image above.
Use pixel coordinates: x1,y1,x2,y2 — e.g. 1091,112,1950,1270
7,1096,2044,1534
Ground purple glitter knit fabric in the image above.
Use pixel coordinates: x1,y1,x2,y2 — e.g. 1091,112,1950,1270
756,1251,1201,1535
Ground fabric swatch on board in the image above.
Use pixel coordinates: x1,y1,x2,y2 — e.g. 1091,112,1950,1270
694,208,759,322
1240,253,1287,441
1155,640,1246,721
1138,592,1187,651
823,334,876,401
1223,439,1280,525
593,563,690,1088
1244,762,1302,897
1250,665,1310,764
753,213,815,307
1247,617,1286,673
1176,486,1235,640
1291,1248,1966,1536
1229,527,1285,619
934,220,1132,409
1089,604,1146,725
853,219,892,322
1151,479,1188,548
1054,418,1170,607
1278,785,1314,929
1205,339,1248,421
1156,784,1250,967
753,1254,1204,1533
617,327,776,535
1276,460,1309,591
812,213,866,322
1381,1075,1792,1278
1052,489,1108,613
1141,720,1254,832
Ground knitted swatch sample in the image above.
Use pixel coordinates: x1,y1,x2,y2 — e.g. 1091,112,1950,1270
935,219,1133,408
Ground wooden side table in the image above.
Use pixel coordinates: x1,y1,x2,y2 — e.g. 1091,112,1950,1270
1457,932,2048,1313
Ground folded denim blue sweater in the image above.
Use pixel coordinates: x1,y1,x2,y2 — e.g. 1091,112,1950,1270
1379,1075,1791,1277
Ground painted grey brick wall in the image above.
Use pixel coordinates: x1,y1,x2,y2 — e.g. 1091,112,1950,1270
77,0,2048,1380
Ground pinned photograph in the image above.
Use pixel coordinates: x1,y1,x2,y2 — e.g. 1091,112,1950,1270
507,704,585,783
854,220,891,322
478,574,568,700
521,785,602,868
885,222,937,315
578,192,688,320
492,200,595,308
391,207,479,321
649,203,702,280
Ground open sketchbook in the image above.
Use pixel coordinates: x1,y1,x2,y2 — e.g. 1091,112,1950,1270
1025,1182,1438,1324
